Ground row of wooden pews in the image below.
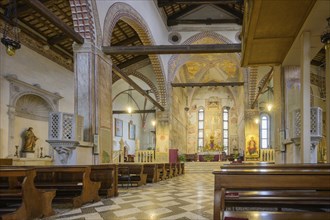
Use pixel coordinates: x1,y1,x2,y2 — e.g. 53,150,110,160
0,162,183,219
213,163,330,220
117,162,184,187
0,164,118,220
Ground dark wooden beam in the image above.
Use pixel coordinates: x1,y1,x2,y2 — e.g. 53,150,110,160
171,82,244,88
47,34,67,45
112,65,164,111
22,0,84,44
251,68,273,109
113,109,156,114
168,18,242,26
167,5,200,20
217,4,243,20
117,55,149,69
16,0,51,16
158,0,243,7
103,44,241,55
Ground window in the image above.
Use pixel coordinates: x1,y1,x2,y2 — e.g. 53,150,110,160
198,108,204,151
223,107,229,154
260,113,270,148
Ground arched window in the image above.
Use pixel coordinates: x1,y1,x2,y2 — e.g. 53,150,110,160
198,108,204,151
223,107,229,154
260,113,270,148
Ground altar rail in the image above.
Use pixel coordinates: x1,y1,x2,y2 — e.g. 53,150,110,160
155,152,169,163
260,149,275,162
135,150,154,163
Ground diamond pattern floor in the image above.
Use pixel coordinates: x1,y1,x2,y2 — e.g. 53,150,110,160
43,173,214,220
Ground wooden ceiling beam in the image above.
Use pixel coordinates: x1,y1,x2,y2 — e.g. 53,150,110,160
167,5,200,20
112,65,164,111
158,0,243,7
112,36,140,46
168,18,242,26
103,44,241,55
22,0,84,44
117,55,149,69
113,109,156,114
47,34,67,45
171,82,244,88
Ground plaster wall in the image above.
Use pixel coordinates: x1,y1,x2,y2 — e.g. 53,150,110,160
0,44,74,158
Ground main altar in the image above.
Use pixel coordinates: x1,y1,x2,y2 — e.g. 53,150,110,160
198,135,224,161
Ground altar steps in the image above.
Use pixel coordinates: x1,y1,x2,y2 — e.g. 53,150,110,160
184,161,229,173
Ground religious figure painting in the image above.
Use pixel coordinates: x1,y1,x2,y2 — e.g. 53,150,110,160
245,135,259,161
114,118,123,137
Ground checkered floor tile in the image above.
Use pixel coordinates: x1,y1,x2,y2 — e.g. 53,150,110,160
43,173,214,220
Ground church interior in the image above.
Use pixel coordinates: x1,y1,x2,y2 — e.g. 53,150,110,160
0,0,329,219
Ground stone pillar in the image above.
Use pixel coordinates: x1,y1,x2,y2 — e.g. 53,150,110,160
300,32,312,163
7,105,16,156
273,65,284,164
325,42,330,162
156,111,170,154
73,42,113,163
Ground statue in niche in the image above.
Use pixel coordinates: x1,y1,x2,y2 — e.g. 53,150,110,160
204,135,222,152
22,127,38,152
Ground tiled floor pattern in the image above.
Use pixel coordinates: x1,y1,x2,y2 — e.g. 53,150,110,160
44,173,214,220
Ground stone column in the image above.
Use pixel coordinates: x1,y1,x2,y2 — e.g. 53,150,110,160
300,32,312,163
156,111,170,155
325,42,330,162
7,105,16,156
73,42,113,163
273,65,284,163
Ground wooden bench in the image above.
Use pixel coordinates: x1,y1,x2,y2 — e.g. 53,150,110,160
155,163,166,181
165,163,173,179
90,164,118,197
118,164,147,187
213,168,330,220
0,167,55,220
33,165,101,208
142,164,158,183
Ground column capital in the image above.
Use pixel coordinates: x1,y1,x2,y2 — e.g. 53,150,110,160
72,41,94,53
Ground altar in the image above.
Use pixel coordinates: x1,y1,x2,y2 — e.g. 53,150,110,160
198,151,221,162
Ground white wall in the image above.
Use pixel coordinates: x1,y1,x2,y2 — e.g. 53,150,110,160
0,44,74,158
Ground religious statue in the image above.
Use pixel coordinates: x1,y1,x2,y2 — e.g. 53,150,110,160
204,135,222,151
23,127,38,152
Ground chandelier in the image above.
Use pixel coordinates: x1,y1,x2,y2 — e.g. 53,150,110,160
1,0,21,56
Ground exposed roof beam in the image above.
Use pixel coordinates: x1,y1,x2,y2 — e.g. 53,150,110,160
171,82,244,88
158,0,243,7
251,67,273,109
47,34,67,45
117,55,149,69
113,110,156,114
22,0,84,44
16,0,51,16
103,44,241,55
112,65,164,111
168,18,242,26
217,4,243,20
112,36,140,46
167,5,200,20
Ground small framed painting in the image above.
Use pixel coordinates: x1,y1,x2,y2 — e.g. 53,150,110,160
128,122,135,140
114,118,123,137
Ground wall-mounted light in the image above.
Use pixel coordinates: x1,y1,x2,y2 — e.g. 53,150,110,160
266,103,273,111
151,120,156,127
254,118,260,124
1,0,21,56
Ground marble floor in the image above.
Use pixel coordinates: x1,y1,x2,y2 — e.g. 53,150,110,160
43,173,214,220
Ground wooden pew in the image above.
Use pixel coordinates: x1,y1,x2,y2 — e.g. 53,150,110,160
155,163,166,181
222,163,330,170
34,165,101,208
213,168,330,220
142,164,158,183
118,164,147,186
0,167,55,220
165,163,173,179
90,164,118,197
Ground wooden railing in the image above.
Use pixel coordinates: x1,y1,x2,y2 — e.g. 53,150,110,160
260,149,275,162
135,150,155,163
112,150,123,163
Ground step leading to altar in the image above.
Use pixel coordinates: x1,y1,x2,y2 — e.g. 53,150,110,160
184,161,230,173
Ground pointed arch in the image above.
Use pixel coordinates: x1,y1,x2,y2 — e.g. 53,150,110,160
102,2,167,106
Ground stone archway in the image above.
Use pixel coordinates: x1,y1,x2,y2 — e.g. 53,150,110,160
103,2,167,106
